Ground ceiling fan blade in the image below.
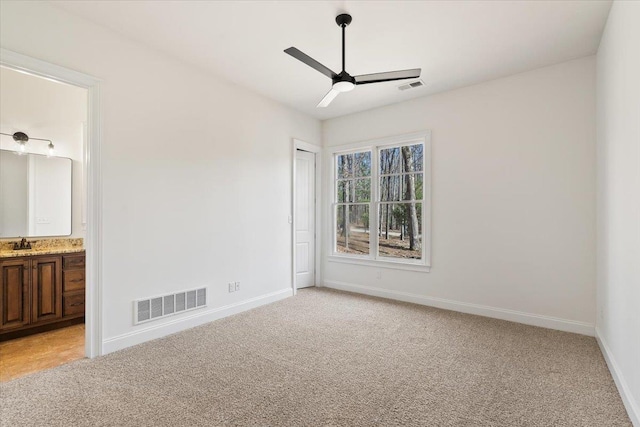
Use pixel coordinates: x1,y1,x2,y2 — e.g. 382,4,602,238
284,47,338,79
354,68,421,85
317,88,340,108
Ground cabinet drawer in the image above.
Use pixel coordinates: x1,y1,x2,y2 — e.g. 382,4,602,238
63,293,85,317
63,270,85,292
63,255,85,270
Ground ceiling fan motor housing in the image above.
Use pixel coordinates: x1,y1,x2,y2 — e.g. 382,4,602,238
333,71,356,92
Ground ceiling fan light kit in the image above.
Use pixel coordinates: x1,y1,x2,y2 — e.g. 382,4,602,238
333,80,355,92
285,13,421,108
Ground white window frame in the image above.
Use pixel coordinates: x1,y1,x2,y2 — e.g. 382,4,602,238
327,131,431,272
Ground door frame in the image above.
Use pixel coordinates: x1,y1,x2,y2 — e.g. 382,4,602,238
1,48,103,358
291,139,322,295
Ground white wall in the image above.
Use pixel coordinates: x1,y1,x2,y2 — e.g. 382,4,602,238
1,1,321,351
0,67,86,238
596,1,640,424
323,57,597,333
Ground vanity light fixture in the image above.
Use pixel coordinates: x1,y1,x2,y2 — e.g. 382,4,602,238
0,131,55,156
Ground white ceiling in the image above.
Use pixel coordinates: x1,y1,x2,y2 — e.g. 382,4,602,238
51,0,611,120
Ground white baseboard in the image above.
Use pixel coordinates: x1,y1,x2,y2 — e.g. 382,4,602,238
324,280,595,336
595,327,640,426
102,288,293,355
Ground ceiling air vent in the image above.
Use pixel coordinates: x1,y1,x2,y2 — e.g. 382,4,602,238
398,80,425,91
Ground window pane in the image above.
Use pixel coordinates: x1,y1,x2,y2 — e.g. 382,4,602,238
337,151,370,178
378,203,422,260
338,179,370,202
337,153,353,178
403,173,423,201
336,205,370,255
354,178,371,202
380,175,403,201
337,180,352,203
402,144,424,172
380,173,423,201
379,147,402,175
353,152,371,177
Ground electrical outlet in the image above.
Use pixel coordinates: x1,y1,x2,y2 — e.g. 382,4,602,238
228,282,235,293
376,270,382,280
235,281,240,291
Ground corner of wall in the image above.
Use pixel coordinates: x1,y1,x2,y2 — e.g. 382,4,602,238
595,328,640,426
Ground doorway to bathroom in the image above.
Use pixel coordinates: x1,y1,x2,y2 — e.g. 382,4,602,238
0,49,102,381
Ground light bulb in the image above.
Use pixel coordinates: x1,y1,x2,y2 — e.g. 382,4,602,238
48,142,55,157
18,141,26,153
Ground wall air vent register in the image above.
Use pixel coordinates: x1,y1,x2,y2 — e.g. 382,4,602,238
134,287,207,325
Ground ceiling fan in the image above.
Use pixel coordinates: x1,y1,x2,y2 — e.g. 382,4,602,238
285,13,421,108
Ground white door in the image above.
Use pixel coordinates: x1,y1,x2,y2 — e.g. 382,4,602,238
295,150,315,289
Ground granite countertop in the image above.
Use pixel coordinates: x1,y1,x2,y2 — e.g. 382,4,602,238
0,238,84,259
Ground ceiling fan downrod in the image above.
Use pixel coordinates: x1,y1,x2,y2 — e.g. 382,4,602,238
336,14,352,73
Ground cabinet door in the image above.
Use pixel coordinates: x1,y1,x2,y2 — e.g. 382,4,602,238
31,256,62,324
0,258,31,331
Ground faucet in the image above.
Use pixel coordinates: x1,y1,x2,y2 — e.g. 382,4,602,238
13,238,32,250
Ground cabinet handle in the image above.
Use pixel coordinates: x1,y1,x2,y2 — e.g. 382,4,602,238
70,302,84,307
69,279,83,283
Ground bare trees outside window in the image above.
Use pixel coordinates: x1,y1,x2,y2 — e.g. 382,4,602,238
379,143,423,259
333,139,427,265
336,151,371,255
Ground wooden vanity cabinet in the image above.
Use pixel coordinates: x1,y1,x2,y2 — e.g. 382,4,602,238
0,258,31,330
0,252,85,338
62,254,85,318
31,256,63,324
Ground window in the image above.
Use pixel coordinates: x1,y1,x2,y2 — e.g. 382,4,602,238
331,132,431,270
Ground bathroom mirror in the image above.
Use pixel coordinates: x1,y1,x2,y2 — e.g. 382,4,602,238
0,149,72,237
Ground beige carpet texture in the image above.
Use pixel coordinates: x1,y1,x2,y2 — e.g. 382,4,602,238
0,288,631,426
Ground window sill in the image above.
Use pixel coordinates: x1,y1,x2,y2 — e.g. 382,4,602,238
327,255,431,273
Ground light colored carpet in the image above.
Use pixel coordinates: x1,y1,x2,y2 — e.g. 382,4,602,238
0,288,631,426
